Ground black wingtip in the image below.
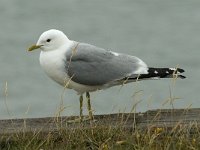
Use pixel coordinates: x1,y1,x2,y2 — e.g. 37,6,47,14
176,68,185,73
178,75,186,79
175,68,186,79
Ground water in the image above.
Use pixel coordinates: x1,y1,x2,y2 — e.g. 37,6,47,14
0,0,199,119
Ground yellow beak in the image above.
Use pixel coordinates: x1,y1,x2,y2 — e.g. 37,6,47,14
28,44,42,51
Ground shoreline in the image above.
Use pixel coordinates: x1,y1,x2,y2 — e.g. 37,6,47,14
1,108,200,134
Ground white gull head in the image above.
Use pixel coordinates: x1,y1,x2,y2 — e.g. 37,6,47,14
36,29,70,52
33,29,74,86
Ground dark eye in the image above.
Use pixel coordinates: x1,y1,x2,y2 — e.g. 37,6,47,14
46,39,51,42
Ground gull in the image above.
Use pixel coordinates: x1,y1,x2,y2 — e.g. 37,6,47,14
28,29,185,121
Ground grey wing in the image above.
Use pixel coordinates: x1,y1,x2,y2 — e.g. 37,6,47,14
65,42,147,86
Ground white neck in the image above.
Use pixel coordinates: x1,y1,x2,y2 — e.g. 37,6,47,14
39,41,74,85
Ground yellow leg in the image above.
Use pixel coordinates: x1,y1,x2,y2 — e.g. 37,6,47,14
67,93,94,123
67,95,84,123
79,95,83,121
86,92,94,120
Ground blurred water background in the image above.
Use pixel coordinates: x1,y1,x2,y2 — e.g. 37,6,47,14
0,0,199,119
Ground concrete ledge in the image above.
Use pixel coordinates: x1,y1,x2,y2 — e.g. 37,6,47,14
1,108,200,134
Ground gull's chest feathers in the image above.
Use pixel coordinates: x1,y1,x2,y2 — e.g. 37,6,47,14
39,50,68,85
39,47,102,94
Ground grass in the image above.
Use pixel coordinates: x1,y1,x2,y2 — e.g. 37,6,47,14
1,115,200,150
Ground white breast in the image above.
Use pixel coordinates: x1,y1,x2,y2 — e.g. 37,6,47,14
39,49,69,86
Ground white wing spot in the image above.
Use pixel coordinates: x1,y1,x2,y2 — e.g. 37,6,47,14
166,71,169,74
169,68,176,71
154,70,158,74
